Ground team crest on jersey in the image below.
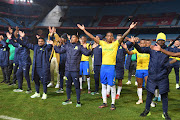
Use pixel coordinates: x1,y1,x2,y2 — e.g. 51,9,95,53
3,48,6,51
74,46,78,50
40,48,44,51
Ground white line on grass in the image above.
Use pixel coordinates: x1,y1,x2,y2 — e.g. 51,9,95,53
0,115,23,120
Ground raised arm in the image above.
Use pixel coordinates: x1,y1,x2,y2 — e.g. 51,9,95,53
128,36,150,53
118,22,137,44
47,40,66,54
121,43,134,55
16,31,34,50
151,43,180,57
77,24,99,44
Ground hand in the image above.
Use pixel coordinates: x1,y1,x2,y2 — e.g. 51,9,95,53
0,35,4,41
48,26,52,33
8,27,13,34
128,36,135,43
150,43,161,51
36,35,40,39
6,32,12,39
77,24,85,31
121,43,127,49
47,40,54,45
67,34,71,40
19,31,25,38
129,22,137,29
52,27,56,33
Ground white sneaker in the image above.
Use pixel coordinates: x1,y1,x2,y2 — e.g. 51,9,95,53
126,81,131,85
47,83,54,87
41,93,47,100
136,99,143,104
176,84,179,89
55,83,60,88
31,92,40,98
135,81,138,86
13,89,23,92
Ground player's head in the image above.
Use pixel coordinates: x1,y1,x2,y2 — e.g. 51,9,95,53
135,37,139,42
96,34,103,40
38,38,45,46
116,34,122,40
139,39,146,47
174,40,180,47
81,36,87,43
61,33,68,43
156,32,166,46
71,35,79,43
105,32,114,43
146,40,151,47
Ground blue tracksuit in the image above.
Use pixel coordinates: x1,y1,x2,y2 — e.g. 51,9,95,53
54,42,92,102
93,45,102,92
17,38,52,93
0,40,10,82
59,45,67,89
9,37,31,90
116,41,133,80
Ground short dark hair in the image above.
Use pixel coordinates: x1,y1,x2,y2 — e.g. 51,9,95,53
72,34,79,39
38,37,45,41
106,31,113,35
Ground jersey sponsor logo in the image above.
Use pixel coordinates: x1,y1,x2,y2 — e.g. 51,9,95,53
119,46,122,49
74,46,78,50
99,46,102,48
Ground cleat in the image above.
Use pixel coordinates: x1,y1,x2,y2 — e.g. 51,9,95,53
115,94,120,99
151,102,157,107
62,99,72,105
110,104,116,110
126,81,131,85
76,102,81,107
176,84,179,89
99,103,107,108
153,97,158,101
135,81,138,86
55,83,60,88
26,90,32,94
56,88,64,93
140,109,151,117
88,90,91,94
136,99,143,104
162,112,171,120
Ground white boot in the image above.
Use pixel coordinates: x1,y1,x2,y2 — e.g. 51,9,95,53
55,83,60,88
47,82,54,87
176,84,179,89
126,81,131,85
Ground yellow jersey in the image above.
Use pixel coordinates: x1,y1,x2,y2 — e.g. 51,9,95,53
99,40,120,65
132,49,150,70
81,43,91,61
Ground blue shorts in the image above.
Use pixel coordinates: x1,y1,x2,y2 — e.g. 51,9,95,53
79,61,90,75
136,70,148,79
100,65,116,86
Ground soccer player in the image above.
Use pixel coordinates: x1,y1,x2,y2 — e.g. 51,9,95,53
48,34,93,107
122,39,150,104
129,32,177,120
77,22,137,110
0,35,9,84
56,33,69,93
79,36,91,93
47,27,60,88
8,32,32,93
14,31,52,99
168,40,180,89
91,34,103,95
